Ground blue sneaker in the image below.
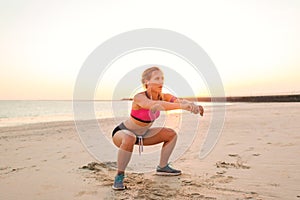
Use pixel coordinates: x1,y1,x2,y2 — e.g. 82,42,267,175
156,164,181,176
112,174,125,190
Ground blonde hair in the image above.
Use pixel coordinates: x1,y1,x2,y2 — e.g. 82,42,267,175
141,66,162,88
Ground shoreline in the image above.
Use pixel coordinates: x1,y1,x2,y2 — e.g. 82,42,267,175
2,101,299,129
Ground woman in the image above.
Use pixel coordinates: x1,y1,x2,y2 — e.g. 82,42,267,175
112,66,204,190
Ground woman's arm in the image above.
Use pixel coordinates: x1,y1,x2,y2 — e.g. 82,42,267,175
133,93,193,112
174,98,204,116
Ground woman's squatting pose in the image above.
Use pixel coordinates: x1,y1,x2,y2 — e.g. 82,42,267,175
111,67,204,190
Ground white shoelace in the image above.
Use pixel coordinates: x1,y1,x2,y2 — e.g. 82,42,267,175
137,136,143,155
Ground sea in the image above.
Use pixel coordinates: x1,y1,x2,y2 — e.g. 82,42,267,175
0,100,226,127
0,100,132,127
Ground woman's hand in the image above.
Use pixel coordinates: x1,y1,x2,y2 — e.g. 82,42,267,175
190,103,200,114
182,102,204,116
181,102,193,112
182,102,198,113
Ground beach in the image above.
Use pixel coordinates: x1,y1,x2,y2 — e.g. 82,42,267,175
0,103,300,199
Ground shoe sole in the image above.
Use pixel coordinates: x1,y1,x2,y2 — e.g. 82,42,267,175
155,171,182,176
112,185,126,190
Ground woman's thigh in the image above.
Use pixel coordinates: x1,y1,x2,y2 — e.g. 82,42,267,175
143,127,176,146
112,130,137,147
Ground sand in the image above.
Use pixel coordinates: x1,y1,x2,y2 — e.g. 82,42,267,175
0,103,300,199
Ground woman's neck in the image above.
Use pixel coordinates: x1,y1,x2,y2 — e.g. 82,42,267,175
146,90,161,100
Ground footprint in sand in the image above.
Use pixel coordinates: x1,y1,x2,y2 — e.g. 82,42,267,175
227,142,239,146
80,162,117,186
210,174,235,184
216,160,250,169
216,170,226,175
80,162,117,171
228,153,239,157
75,190,97,197
252,153,261,156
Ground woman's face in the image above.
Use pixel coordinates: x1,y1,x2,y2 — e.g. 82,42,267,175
147,70,164,92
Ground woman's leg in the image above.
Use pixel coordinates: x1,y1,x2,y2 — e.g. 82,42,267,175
112,130,137,174
142,127,178,168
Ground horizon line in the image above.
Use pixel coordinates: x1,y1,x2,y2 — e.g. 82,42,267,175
1,93,300,101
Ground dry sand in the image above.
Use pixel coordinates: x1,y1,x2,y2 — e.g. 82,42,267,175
0,103,300,199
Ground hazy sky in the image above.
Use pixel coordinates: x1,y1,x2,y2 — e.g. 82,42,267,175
1,0,299,100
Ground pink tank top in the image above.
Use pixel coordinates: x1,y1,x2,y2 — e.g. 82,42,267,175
131,108,160,123
130,92,176,123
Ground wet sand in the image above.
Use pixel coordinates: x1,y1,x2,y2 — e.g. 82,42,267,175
0,103,299,199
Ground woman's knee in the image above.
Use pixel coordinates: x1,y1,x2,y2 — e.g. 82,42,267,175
121,133,136,146
113,131,136,148
165,128,177,141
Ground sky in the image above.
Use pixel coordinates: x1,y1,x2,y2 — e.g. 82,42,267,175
0,0,300,100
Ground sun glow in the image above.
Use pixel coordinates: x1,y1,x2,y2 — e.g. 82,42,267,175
1,1,300,100
95,49,209,100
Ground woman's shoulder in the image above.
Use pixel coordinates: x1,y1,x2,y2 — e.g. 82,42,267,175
132,92,147,102
134,91,146,98
161,93,172,98
132,92,148,109
161,93,177,102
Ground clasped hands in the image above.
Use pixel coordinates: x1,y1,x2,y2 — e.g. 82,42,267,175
182,101,204,116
